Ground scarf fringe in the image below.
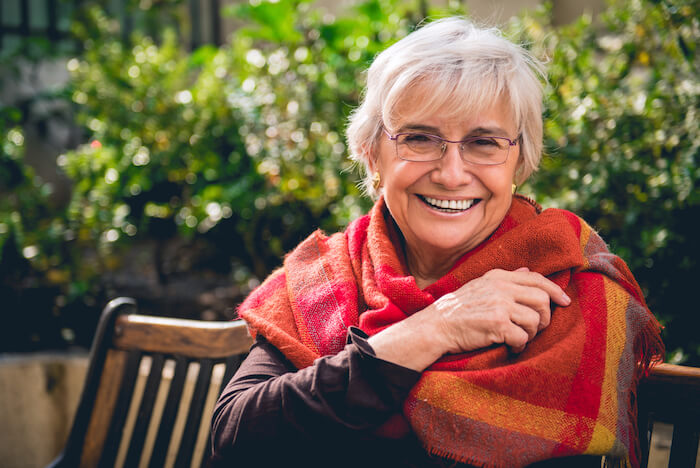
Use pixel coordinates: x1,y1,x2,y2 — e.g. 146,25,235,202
635,315,665,378
426,444,507,468
628,316,666,467
604,456,633,468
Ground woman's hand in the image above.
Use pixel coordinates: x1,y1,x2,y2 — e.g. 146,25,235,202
430,267,570,355
367,268,570,371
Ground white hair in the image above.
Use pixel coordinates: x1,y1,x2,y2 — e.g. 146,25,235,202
346,17,546,198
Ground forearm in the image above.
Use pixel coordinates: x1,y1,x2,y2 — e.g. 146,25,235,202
210,328,420,463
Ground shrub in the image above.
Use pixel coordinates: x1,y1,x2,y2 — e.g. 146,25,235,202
514,0,699,363
0,100,100,350
1,0,697,363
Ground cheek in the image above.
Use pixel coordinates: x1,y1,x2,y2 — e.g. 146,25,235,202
382,161,420,189
483,170,515,198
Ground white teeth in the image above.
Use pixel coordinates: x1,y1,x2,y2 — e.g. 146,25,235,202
423,196,475,211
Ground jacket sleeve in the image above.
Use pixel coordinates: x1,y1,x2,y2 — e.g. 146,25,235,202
209,326,421,465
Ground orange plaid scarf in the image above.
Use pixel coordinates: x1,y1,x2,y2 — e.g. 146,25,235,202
238,195,663,467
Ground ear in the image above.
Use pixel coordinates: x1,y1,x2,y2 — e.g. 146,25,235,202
515,158,524,179
362,142,379,173
513,140,526,182
512,165,524,188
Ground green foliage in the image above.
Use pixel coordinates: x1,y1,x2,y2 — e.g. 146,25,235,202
0,107,34,262
59,0,465,280
0,106,72,287
224,0,426,227
63,7,275,280
515,0,699,363
0,100,98,351
1,0,698,362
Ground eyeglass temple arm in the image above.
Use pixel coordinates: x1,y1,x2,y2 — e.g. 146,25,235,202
382,127,397,140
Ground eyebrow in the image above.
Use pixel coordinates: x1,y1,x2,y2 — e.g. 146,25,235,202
396,124,511,137
398,124,441,134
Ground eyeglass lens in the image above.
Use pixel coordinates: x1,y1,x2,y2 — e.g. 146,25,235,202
396,133,511,164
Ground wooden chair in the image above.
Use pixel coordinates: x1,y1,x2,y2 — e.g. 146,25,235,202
638,362,700,468
47,297,253,468
49,297,700,467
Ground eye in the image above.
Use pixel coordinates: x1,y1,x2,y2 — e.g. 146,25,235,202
403,133,435,143
471,137,499,146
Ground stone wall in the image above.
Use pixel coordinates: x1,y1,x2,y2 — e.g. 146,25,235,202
0,353,88,468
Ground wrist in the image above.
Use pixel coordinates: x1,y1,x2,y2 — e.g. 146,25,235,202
421,296,458,355
367,306,447,372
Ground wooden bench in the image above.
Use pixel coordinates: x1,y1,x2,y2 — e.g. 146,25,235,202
47,297,254,468
48,297,700,467
638,362,700,467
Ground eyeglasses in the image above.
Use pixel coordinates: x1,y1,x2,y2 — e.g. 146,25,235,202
383,128,518,165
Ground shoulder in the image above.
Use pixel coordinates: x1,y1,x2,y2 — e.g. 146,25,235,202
515,195,601,242
287,212,371,260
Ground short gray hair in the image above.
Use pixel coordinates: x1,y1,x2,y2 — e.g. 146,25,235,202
346,17,546,198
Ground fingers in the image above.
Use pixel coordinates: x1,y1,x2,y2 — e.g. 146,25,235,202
489,268,569,350
509,283,552,331
503,322,529,353
509,303,542,341
481,306,538,354
483,268,563,332
509,268,571,306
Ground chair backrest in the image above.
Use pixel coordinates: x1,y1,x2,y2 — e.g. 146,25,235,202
637,362,700,468
49,297,254,468
51,297,700,468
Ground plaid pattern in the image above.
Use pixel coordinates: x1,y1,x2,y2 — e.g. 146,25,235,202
239,195,663,467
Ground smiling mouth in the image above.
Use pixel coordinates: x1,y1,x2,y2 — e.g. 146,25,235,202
419,195,480,213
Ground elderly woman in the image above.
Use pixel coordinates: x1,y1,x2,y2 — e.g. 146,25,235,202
210,18,662,467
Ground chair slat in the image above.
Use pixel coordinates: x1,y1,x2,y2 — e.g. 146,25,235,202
175,358,215,468
148,355,189,468
668,420,700,468
98,349,143,467
218,354,244,395
124,354,166,467
638,407,652,468
79,349,130,468
198,354,246,468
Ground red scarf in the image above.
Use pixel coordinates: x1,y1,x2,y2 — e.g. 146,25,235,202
238,196,663,467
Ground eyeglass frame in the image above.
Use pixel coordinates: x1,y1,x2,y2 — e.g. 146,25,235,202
382,127,519,166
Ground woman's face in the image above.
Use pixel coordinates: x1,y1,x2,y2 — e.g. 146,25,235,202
375,92,521,265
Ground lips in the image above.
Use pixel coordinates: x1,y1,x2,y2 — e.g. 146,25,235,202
420,195,479,212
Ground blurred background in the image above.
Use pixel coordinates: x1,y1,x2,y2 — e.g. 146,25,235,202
0,0,697,367
0,0,697,466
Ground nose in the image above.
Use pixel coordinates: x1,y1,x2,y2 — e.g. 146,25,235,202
430,142,473,188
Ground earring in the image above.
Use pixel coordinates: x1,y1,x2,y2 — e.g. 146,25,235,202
511,184,517,194
372,172,381,191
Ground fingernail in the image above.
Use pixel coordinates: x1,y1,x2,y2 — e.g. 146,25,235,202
561,292,571,304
